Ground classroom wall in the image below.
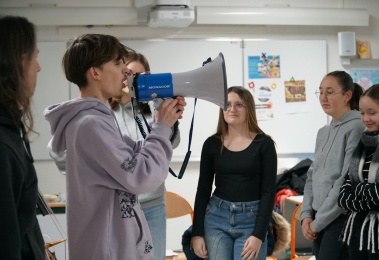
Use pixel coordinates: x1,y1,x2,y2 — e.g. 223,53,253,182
33,0,379,252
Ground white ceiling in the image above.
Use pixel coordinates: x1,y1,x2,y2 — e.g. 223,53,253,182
0,0,371,41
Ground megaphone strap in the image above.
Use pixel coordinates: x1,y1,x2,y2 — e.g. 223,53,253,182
177,97,197,179
132,100,179,178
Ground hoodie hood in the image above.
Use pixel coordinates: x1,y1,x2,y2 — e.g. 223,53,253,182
330,110,361,127
44,97,112,153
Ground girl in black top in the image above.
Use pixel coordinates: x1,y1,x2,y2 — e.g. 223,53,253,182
0,16,45,259
191,86,277,260
338,84,379,259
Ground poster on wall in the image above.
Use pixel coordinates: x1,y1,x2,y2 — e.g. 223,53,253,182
250,83,275,121
349,69,379,90
247,53,280,79
284,79,307,114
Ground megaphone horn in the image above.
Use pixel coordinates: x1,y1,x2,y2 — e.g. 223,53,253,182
128,53,228,110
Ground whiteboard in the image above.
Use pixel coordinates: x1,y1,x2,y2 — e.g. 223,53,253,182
123,40,243,161
243,40,328,154
31,40,327,161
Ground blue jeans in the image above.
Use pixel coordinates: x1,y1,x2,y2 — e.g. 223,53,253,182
143,204,166,260
204,195,267,260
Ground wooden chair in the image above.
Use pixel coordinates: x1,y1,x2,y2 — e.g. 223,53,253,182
165,191,194,222
290,203,314,260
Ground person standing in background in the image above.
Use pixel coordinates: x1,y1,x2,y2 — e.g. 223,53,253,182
44,34,186,260
338,84,379,260
191,86,277,260
0,16,45,259
109,51,180,260
301,71,364,260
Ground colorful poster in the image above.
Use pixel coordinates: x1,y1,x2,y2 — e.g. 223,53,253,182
248,53,280,79
349,69,379,90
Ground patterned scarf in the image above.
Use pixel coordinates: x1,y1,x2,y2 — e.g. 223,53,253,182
344,130,379,253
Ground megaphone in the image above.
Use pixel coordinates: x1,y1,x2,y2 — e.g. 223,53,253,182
128,53,228,110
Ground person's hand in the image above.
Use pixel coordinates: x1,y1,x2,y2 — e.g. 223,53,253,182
241,236,262,260
191,236,208,258
174,96,186,119
301,217,318,241
155,97,186,127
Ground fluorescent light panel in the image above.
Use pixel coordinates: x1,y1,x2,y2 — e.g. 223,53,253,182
1,7,137,26
197,7,369,26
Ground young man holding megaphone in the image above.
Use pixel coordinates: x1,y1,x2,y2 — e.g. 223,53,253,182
44,34,186,260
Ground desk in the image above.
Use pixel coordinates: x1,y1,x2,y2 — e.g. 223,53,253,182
37,202,66,215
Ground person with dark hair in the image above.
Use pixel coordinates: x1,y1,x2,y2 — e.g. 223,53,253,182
191,86,277,260
44,34,186,260
338,84,379,259
301,71,365,259
0,15,45,259
110,51,180,260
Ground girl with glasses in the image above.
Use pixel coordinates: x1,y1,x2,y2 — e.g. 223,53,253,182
191,86,277,260
301,71,364,260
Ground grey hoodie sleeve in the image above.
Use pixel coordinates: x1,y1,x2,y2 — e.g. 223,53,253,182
300,162,315,220
311,121,363,232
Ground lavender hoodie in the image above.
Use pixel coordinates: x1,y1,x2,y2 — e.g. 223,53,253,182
44,97,172,260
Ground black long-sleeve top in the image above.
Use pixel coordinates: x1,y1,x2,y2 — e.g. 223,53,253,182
0,109,45,260
192,134,277,241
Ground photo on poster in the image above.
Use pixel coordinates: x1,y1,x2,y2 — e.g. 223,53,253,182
284,79,308,114
248,53,280,79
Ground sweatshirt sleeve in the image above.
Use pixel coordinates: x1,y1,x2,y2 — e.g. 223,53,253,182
339,175,379,211
76,117,173,195
300,162,315,220
338,175,372,211
252,136,277,241
0,146,23,260
311,121,362,232
192,137,216,237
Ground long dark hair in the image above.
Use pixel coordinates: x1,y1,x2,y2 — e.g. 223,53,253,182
362,84,379,105
0,16,37,137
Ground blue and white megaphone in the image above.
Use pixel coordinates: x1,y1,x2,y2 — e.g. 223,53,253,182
128,53,228,110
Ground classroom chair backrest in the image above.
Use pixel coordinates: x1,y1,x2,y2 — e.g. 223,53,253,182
165,191,194,223
290,203,314,260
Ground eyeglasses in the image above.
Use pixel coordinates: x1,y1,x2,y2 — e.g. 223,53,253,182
226,103,246,111
126,70,136,78
315,90,343,100
126,70,150,78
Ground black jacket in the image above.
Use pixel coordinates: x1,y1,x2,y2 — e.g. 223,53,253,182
0,109,44,260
